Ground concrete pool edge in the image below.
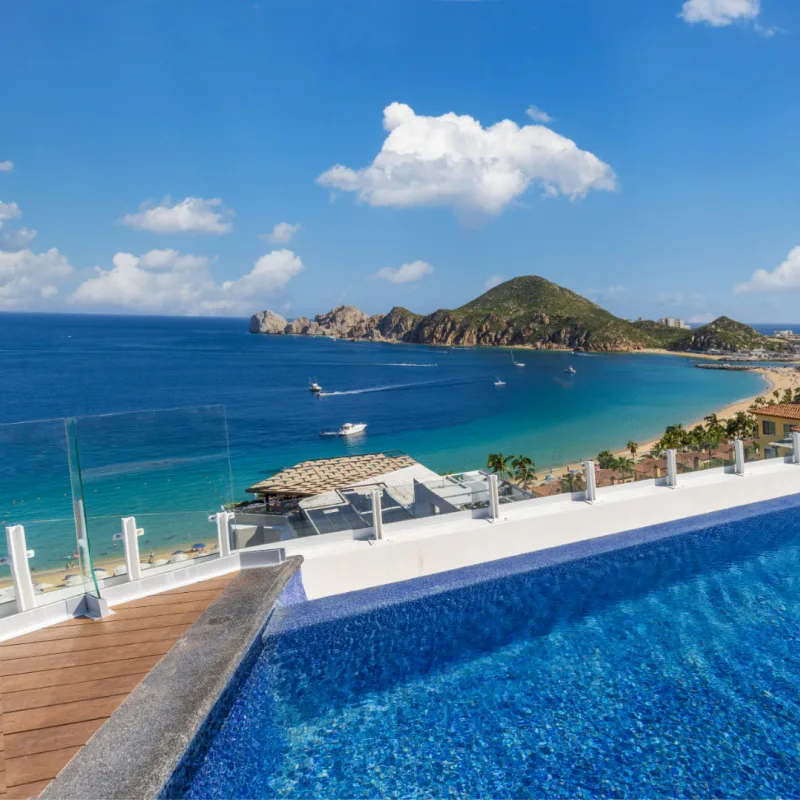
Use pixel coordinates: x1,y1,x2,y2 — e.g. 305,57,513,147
40,557,303,800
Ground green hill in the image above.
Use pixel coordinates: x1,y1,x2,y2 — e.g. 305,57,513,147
669,316,791,353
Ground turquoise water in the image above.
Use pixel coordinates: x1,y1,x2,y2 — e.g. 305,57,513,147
0,313,765,569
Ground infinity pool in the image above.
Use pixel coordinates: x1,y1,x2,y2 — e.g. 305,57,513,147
171,495,800,798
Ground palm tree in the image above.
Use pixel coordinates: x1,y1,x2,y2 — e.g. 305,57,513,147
596,450,617,469
487,452,512,480
773,389,781,402
560,472,585,493
782,388,794,404
512,455,537,489
616,456,634,475
626,440,638,458
794,388,800,403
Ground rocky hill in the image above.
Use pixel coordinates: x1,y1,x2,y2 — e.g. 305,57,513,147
669,316,790,353
249,277,788,353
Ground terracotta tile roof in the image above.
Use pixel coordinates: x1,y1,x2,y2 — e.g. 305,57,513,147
531,481,563,497
750,403,800,420
675,451,712,465
595,468,634,487
246,451,417,497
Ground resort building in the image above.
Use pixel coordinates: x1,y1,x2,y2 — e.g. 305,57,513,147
657,317,690,329
749,403,800,457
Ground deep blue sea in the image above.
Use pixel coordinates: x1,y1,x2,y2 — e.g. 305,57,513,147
0,313,769,569
177,496,800,799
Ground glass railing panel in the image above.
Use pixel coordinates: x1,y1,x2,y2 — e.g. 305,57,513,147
676,440,735,475
71,406,234,576
0,419,92,605
630,454,667,483
743,436,790,464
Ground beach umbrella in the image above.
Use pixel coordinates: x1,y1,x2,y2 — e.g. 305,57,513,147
191,543,206,551
63,574,86,587
113,565,128,577
93,568,109,580
168,553,189,563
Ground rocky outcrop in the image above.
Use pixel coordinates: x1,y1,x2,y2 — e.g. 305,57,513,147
313,306,375,338
249,310,288,334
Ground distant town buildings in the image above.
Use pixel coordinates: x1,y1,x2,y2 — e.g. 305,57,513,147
773,329,800,341
658,317,690,330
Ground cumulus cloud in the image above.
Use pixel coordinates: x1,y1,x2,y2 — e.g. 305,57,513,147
262,222,301,244
0,201,21,223
735,247,800,293
525,105,553,124
0,200,38,252
372,260,434,285
317,102,617,218
0,161,13,173
71,248,304,315
680,0,760,26
0,248,74,310
121,197,234,234
484,274,505,290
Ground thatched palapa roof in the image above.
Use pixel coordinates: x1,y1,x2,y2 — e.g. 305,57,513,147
247,451,417,498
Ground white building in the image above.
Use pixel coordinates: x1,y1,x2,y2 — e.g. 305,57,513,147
658,317,690,330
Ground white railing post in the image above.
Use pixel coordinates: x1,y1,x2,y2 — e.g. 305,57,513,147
216,511,233,558
120,516,142,581
666,449,678,488
793,431,800,464
488,474,500,520
371,489,384,540
583,460,597,503
734,439,746,475
4,525,36,613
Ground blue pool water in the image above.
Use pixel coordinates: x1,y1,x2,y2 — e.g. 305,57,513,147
174,496,800,798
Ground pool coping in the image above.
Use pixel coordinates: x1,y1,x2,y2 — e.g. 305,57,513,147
40,556,303,800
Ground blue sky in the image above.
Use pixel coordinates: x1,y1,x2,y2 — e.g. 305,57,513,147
1,0,799,322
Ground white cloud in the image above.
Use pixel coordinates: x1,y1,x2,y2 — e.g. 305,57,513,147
71,248,304,315
688,313,715,324
0,226,37,252
120,197,233,234
585,284,626,303
680,0,760,26
484,274,505,290
372,260,434,285
317,102,617,217
0,248,74,310
525,105,553,124
0,161,13,173
262,222,301,244
735,246,800,293
0,201,21,222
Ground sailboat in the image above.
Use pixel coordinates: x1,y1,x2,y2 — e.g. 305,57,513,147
511,352,525,368
494,378,506,387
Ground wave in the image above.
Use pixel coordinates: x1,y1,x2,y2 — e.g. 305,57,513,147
384,363,438,368
320,380,443,397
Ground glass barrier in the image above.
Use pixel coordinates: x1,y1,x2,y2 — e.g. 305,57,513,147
676,439,735,475
70,406,234,579
0,419,94,603
743,435,791,464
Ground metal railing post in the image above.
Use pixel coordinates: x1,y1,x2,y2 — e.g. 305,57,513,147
216,511,233,558
734,439,746,475
488,474,500,520
4,525,36,613
583,460,597,503
371,489,384,540
793,431,800,464
120,517,142,581
666,449,678,488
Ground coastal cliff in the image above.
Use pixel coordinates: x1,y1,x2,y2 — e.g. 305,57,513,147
249,276,790,354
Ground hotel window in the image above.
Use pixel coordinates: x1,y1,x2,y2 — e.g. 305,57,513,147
762,420,776,435
784,424,794,437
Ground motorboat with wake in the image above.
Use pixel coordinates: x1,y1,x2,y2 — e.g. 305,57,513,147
511,352,525,367
565,366,577,374
320,422,368,437
309,380,323,394
494,378,506,387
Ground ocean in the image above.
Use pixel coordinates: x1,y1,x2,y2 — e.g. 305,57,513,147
0,313,769,571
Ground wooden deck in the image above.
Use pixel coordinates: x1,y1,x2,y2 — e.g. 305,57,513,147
0,573,238,799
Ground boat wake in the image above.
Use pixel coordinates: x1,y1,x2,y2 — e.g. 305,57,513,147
384,362,438,368
319,380,436,397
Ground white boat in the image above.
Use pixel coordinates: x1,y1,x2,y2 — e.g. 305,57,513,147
338,422,367,436
565,366,576,374
494,378,506,387
511,352,525,368
309,381,323,394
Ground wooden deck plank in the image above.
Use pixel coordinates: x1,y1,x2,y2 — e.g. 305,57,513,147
0,611,202,646
6,777,50,800
4,695,130,736
5,745,82,788
5,720,107,761
0,571,236,798
0,634,189,677
3,674,148,714
1,655,164,694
